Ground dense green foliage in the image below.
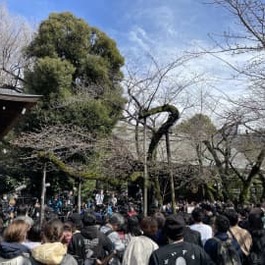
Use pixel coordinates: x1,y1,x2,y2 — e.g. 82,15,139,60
23,12,125,134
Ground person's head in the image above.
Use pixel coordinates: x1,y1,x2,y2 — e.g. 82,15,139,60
153,212,166,229
68,212,83,231
82,212,97,226
42,219,64,243
191,207,204,223
9,198,16,207
62,221,73,245
109,213,125,231
15,215,34,229
248,209,264,231
4,219,28,243
126,216,142,236
16,204,29,216
179,212,192,226
214,214,230,233
140,216,158,237
164,214,185,242
27,221,42,242
224,208,239,226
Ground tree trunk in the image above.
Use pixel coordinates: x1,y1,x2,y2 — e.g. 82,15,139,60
239,179,252,203
166,132,176,213
40,163,47,226
139,104,179,207
143,118,148,216
77,178,82,213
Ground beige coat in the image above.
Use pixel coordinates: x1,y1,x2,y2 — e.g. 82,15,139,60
122,235,158,265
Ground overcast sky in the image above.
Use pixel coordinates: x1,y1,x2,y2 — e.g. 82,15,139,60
4,0,249,104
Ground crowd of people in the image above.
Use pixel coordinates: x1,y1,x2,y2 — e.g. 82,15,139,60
0,190,265,264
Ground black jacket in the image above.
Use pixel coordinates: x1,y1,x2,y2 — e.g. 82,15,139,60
183,226,203,247
68,226,113,265
149,241,214,265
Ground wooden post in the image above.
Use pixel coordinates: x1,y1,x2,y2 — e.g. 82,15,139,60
143,118,148,216
77,178,82,213
166,131,176,214
40,163,47,225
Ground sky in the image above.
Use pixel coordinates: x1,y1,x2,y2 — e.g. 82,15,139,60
3,0,249,108
5,0,231,55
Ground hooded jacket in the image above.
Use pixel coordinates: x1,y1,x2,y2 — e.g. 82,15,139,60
0,242,31,265
30,242,77,265
68,225,113,265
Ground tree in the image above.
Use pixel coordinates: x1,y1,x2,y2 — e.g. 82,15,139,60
7,12,126,211
208,0,265,129
23,12,125,134
0,4,32,88
122,54,202,212
199,1,265,202
176,113,217,199
203,120,265,203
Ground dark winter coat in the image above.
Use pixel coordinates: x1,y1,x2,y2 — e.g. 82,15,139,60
149,241,214,265
68,226,113,265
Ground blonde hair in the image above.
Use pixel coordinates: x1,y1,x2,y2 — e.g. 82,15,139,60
9,198,16,206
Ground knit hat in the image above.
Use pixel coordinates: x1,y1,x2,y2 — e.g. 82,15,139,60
68,213,83,230
164,214,185,240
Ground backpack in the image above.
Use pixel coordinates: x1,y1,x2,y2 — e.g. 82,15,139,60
214,237,241,265
247,251,264,265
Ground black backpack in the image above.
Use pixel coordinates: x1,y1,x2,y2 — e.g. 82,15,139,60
214,237,241,265
247,251,265,265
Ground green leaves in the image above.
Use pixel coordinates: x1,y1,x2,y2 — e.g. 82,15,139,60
23,12,125,135
25,12,124,84
25,57,75,102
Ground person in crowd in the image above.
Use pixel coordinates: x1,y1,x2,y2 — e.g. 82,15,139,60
201,203,215,226
0,218,4,241
15,204,34,228
65,213,83,264
7,198,16,224
190,207,213,246
204,214,242,264
44,206,59,222
95,190,104,207
100,213,125,265
0,219,31,265
180,212,203,247
62,221,73,246
127,205,137,217
68,212,114,265
224,208,252,263
237,207,250,230
68,212,83,234
23,221,42,249
110,193,118,207
148,214,214,265
152,212,166,246
122,216,158,265
30,218,77,265
123,215,142,246
246,208,265,264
